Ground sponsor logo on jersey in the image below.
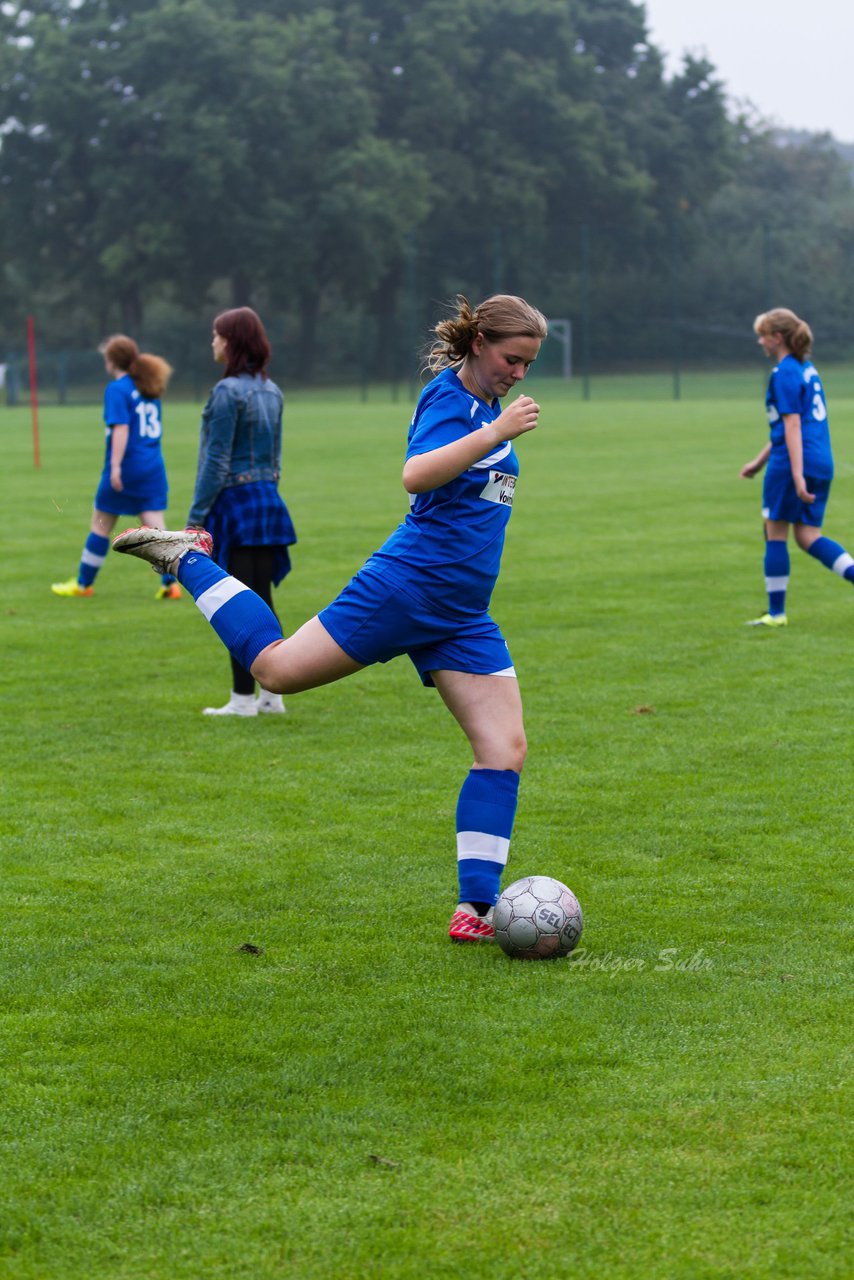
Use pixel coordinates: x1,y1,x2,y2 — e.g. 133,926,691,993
480,470,516,506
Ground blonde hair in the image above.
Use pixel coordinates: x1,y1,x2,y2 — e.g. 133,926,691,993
99,334,173,399
753,308,813,361
426,294,548,373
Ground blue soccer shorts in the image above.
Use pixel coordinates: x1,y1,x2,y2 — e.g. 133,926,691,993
762,468,830,527
94,478,169,515
318,568,515,687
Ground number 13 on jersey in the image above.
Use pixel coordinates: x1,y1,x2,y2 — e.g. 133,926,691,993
135,402,162,439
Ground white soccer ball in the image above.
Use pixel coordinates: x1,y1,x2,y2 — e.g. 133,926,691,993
493,875,583,960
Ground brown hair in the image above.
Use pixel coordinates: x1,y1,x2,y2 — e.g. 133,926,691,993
213,307,272,379
753,308,813,361
99,334,173,399
426,294,548,373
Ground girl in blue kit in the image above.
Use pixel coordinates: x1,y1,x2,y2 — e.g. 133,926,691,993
114,294,548,944
741,307,854,626
52,334,179,599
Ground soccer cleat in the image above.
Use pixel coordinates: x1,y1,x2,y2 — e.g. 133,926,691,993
111,526,213,575
155,582,182,600
203,697,258,717
256,692,286,714
745,612,788,628
448,907,495,943
51,578,93,597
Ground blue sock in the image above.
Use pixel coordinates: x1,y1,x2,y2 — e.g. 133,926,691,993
764,540,789,616
178,552,283,672
160,571,177,586
456,768,520,908
808,536,854,583
78,532,110,587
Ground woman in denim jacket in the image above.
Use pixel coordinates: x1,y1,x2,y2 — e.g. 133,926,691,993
188,307,296,716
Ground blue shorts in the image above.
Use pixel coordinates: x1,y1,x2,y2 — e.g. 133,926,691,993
318,568,514,688
762,469,830,527
94,477,168,516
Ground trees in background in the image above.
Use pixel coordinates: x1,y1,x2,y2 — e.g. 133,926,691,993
1,0,852,378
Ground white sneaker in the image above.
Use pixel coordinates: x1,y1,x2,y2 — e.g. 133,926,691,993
256,692,285,714
203,694,257,717
112,525,213,575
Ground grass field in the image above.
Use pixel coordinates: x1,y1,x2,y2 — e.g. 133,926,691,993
1,373,852,1279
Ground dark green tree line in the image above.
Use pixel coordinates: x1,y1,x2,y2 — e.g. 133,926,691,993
1,0,852,378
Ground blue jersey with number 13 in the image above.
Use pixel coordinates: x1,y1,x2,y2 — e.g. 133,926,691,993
102,373,166,488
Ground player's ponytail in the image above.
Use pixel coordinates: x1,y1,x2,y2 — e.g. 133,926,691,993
753,308,813,361
425,294,548,374
789,320,813,362
99,334,173,399
128,354,173,399
426,296,481,372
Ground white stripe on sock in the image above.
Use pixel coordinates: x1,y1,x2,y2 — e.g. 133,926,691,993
456,831,510,865
195,577,250,621
764,576,789,591
81,549,107,567
832,552,854,577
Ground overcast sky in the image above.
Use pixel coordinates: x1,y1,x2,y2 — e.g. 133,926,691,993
642,0,854,142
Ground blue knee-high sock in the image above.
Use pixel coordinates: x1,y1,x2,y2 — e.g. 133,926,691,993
456,768,520,908
178,552,283,672
808,536,854,583
78,532,110,587
764,540,790,616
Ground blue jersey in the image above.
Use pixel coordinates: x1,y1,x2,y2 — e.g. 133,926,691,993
366,366,518,617
765,353,833,480
102,374,167,490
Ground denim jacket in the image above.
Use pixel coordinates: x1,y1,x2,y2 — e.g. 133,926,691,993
187,373,283,526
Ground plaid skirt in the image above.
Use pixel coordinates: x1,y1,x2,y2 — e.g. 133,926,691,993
205,482,296,586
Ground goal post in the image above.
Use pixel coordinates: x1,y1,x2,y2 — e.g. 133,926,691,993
547,319,571,379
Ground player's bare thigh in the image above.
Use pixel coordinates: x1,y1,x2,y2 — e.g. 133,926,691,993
765,518,823,551
91,509,118,536
250,615,364,694
793,522,822,550
140,509,167,530
432,668,527,773
91,509,165,537
764,519,790,541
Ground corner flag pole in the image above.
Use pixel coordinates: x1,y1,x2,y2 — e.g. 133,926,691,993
27,314,41,469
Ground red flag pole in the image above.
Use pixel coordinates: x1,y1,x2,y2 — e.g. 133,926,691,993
27,314,41,469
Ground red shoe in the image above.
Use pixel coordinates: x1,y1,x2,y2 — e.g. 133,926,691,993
449,907,495,943
155,582,182,600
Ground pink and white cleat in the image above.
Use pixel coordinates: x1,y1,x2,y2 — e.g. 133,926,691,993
448,906,495,943
112,526,213,575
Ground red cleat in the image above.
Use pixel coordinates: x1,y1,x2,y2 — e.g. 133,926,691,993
449,908,495,943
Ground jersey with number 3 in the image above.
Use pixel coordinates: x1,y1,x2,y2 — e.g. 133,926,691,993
368,366,519,617
765,353,833,479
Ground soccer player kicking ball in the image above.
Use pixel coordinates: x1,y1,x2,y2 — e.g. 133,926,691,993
114,295,547,945
741,308,854,626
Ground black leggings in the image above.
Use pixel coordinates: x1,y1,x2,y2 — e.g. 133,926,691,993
227,545,282,695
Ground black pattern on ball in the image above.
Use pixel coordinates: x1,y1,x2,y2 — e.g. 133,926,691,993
493,875,583,960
